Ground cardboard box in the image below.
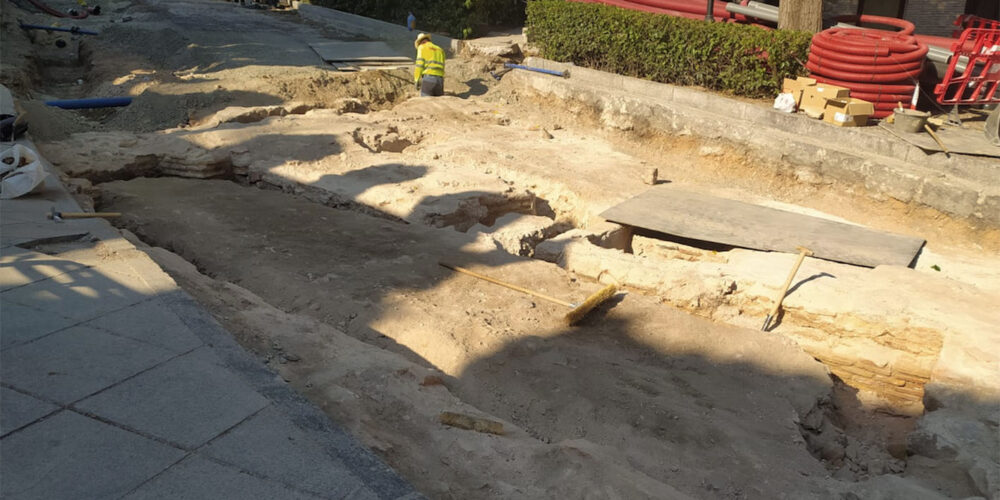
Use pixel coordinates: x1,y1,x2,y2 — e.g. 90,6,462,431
800,84,850,118
823,97,874,127
782,77,817,109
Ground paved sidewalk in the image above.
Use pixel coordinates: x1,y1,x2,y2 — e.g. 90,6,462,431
0,145,421,499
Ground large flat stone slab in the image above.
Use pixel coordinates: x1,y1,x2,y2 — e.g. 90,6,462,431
1,325,175,404
0,247,89,291
84,298,203,354
309,41,411,63
0,387,58,436
0,219,108,249
0,300,76,349
200,405,371,498
0,410,184,499
122,455,320,500
600,185,926,267
75,348,270,449
1,264,154,321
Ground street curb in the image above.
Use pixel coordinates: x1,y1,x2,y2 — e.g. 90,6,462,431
513,57,1000,230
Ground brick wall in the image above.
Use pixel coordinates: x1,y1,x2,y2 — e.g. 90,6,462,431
903,0,964,37
823,0,858,20
822,0,965,37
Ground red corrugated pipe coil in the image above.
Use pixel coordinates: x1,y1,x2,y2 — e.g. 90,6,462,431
807,15,928,118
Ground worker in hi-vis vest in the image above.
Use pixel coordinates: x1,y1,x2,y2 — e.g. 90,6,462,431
414,33,445,97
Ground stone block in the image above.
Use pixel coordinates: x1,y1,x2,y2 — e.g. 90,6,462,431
75,348,270,448
1,264,154,321
200,406,370,497
122,455,319,500
1,325,175,404
915,178,980,219
0,387,58,436
534,230,588,263
477,213,562,257
0,410,184,498
0,300,76,350
0,247,88,292
584,220,630,250
84,299,202,354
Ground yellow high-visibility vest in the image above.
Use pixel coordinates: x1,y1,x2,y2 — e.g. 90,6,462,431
414,42,445,83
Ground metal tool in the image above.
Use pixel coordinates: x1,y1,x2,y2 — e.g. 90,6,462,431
48,207,121,221
439,262,617,325
489,67,513,81
762,246,813,331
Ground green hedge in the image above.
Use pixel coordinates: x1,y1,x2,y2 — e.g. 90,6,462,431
526,0,811,97
308,0,525,38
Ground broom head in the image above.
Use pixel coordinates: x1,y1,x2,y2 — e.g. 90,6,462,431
564,284,618,325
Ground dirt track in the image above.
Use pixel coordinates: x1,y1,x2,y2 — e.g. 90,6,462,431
4,0,999,497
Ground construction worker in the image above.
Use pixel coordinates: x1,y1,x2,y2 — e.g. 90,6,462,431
414,33,445,97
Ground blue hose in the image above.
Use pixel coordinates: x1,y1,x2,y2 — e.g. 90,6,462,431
503,63,568,78
19,23,99,35
45,97,132,109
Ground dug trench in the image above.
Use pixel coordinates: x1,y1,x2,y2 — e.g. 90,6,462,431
93,176,962,498
47,83,999,497
48,72,998,500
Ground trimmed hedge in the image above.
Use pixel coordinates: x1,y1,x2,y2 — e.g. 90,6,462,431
308,0,525,38
526,0,811,97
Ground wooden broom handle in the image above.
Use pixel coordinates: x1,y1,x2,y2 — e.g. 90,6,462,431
439,262,574,308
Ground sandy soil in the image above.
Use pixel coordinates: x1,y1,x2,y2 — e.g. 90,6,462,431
5,0,998,497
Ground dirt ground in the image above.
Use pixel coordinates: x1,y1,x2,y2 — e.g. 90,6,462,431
4,0,999,498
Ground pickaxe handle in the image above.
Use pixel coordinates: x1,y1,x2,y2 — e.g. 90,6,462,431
49,211,121,219
762,246,813,331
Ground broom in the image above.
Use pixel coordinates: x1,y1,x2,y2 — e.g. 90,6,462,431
439,262,618,325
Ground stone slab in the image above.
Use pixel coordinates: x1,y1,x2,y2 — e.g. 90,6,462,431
0,387,58,436
0,176,79,223
158,289,419,499
1,325,175,404
309,41,411,63
1,264,154,321
75,347,270,449
84,298,203,354
0,221,97,249
122,455,320,500
0,246,90,292
600,185,926,267
0,410,184,499
0,299,77,349
201,405,371,498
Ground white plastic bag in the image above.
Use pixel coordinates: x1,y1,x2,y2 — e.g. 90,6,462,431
0,144,47,199
0,144,38,175
773,93,797,113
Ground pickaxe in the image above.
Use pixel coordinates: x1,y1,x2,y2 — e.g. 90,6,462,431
48,207,121,222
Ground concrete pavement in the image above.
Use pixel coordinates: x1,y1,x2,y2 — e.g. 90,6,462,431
0,143,421,499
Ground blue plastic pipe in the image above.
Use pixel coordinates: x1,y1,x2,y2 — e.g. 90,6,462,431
45,97,132,109
19,23,99,35
503,63,568,78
